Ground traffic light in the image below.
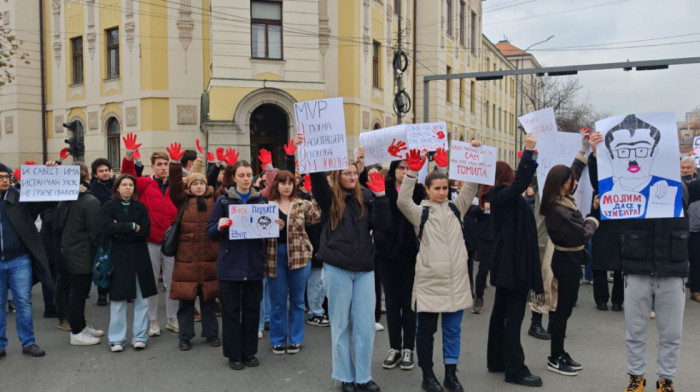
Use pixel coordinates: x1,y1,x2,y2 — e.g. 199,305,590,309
62,121,84,160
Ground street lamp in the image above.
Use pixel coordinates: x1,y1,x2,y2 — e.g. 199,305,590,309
514,35,554,164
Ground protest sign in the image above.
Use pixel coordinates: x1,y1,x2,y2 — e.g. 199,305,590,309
406,122,448,152
596,112,683,220
359,125,408,165
19,165,80,202
692,136,700,167
518,107,557,138
448,141,496,185
228,203,280,240
295,97,348,174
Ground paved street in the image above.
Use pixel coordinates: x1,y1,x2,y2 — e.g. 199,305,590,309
1,280,699,392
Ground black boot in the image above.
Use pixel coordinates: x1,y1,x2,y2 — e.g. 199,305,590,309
421,367,444,392
528,320,551,340
443,364,463,392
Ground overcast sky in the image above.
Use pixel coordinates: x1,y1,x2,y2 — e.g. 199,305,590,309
482,0,700,122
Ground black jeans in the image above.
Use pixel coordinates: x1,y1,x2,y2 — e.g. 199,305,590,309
549,251,581,358
688,232,700,293
178,288,219,342
593,269,623,305
374,266,383,323
219,280,262,360
474,259,491,299
377,256,416,351
487,287,530,380
54,260,70,320
68,273,93,334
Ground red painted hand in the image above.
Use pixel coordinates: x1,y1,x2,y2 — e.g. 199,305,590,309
303,174,312,192
224,148,239,167
122,132,142,152
367,171,386,194
434,147,448,168
406,149,426,172
166,142,185,161
284,139,296,155
387,138,408,158
207,152,215,162
59,147,70,160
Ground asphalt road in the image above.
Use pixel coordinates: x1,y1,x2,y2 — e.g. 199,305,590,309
1,279,699,392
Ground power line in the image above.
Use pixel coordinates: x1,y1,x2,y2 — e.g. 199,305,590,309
484,0,630,25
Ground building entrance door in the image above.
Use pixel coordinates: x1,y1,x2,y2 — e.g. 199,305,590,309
250,104,289,173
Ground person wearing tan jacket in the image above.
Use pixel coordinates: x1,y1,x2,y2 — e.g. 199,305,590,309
397,145,480,392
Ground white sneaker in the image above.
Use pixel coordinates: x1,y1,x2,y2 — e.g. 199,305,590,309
166,318,179,333
375,322,385,331
148,320,161,337
258,330,263,339
70,330,101,346
133,341,146,350
83,325,104,337
110,344,124,352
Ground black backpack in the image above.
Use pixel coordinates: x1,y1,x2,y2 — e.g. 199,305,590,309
416,203,462,250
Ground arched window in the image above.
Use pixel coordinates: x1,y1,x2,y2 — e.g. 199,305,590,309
107,118,121,169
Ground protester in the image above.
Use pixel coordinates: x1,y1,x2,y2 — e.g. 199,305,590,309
121,133,179,336
486,133,544,387
539,131,599,377
0,161,56,358
56,163,104,346
103,174,156,352
527,171,551,341
468,186,495,315
681,156,700,303
261,145,321,355
309,141,390,392
167,142,221,351
300,173,329,327
207,152,273,370
397,146,479,392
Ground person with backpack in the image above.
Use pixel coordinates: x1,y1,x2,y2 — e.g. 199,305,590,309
397,146,479,392
468,185,495,315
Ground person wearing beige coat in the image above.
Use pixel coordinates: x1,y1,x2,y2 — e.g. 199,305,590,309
397,146,480,392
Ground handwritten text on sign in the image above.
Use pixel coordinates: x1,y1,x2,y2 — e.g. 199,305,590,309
228,204,279,240
518,107,557,137
448,141,497,185
19,165,80,202
359,125,408,165
295,97,348,174
406,122,448,152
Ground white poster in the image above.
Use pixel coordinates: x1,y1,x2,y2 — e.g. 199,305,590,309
518,107,557,138
448,141,497,186
295,97,348,174
596,112,683,220
228,204,280,240
19,165,80,202
359,125,408,165
692,136,700,168
406,122,449,152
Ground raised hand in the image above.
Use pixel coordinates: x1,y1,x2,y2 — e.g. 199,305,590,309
589,131,603,156
259,148,272,167
406,148,426,172
434,147,448,168
196,138,204,157
387,138,407,158
580,127,591,151
294,133,304,147
367,171,386,194
218,218,233,230
13,168,21,182
216,147,225,162
303,174,312,192
284,139,296,155
207,152,215,163
123,132,142,153
524,133,537,151
58,147,70,161
166,142,185,161
224,148,239,167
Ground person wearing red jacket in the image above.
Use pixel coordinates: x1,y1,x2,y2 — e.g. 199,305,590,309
121,133,179,337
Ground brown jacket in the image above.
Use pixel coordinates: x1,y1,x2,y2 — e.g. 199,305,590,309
168,162,220,301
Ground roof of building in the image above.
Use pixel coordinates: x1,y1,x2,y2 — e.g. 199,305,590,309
495,40,529,57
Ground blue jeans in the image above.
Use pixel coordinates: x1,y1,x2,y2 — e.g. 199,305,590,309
307,267,325,317
0,254,35,349
268,244,311,346
108,276,149,345
258,278,271,332
324,263,376,384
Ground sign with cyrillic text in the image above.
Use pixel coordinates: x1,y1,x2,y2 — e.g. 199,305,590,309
295,97,348,174
359,125,408,165
518,107,557,138
448,141,496,185
19,165,80,202
406,122,448,152
228,204,279,240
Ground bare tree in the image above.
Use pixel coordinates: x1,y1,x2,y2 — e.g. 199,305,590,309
0,13,30,89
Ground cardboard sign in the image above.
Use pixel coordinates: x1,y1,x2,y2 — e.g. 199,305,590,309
19,165,80,202
359,125,408,165
448,141,497,185
295,97,348,174
596,112,683,220
518,107,557,138
406,122,449,152
228,204,280,240
692,136,700,168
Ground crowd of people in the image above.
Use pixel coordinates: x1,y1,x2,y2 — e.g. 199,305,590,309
0,124,697,392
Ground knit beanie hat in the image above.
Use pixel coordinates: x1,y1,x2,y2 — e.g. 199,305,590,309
0,163,11,175
186,172,207,188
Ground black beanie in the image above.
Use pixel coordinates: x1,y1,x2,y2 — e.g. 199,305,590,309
0,163,11,175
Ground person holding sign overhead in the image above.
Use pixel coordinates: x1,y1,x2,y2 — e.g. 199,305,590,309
206,152,283,371
396,146,479,392
307,134,391,392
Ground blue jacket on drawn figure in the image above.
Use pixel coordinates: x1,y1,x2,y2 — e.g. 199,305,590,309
207,187,268,282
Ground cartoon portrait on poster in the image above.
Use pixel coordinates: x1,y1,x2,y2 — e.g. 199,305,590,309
596,112,684,220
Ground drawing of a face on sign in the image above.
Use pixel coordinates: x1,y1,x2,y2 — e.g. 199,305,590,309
603,114,661,182
257,216,272,231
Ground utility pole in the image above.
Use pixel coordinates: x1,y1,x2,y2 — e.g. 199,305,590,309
393,0,410,123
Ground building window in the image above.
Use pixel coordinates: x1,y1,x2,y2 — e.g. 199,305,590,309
459,1,466,47
485,101,490,127
107,118,121,169
446,0,453,37
470,10,477,54
106,28,119,79
470,80,476,112
373,41,380,88
251,1,283,60
446,66,452,103
492,103,496,128
394,0,400,14
71,36,83,84
459,79,465,108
